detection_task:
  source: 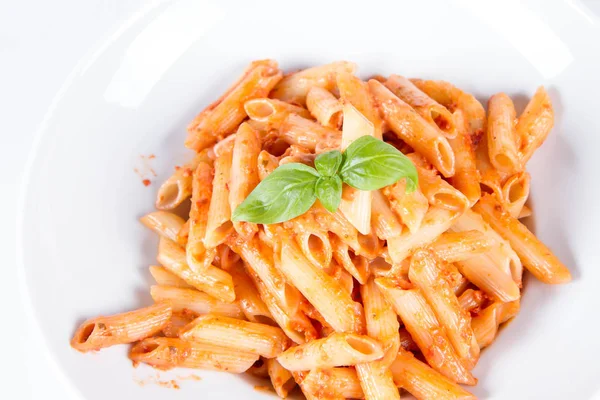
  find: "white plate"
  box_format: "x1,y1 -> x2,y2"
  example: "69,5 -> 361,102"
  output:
18,0 -> 600,399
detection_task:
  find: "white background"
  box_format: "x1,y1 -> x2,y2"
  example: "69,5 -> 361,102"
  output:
3,1 -> 600,399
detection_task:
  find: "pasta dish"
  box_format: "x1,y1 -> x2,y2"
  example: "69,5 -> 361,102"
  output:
70,60 -> 571,399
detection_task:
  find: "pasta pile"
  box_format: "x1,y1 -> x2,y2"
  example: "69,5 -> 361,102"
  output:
71,60 -> 571,399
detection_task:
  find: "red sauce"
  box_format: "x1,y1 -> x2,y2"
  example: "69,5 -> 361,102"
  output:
142,179 -> 151,186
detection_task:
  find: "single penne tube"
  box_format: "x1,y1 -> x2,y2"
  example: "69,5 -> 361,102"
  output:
448,110 -> 481,206
279,237 -> 364,333
458,289 -> 486,313
130,337 -> 258,372
356,361 -> 400,400
306,86 -> 343,128
337,72 -> 384,139
267,359 -> 297,398
516,86 -> 554,165
158,237 -> 235,302
215,244 -> 241,270
140,211 -> 185,243
487,93 -> 521,173
338,103 -> 375,234
271,61 -> 357,105
429,230 -> 495,263
360,278 -> 400,360
229,122 -> 261,239
155,151 -> 211,210
180,314 -> 290,358
277,332 -> 383,370
450,208 -> 522,286
229,235 -> 301,315
369,79 -> 455,177
303,367 -> 366,399
149,265 -> 193,289
408,249 -> 479,369
71,303 -> 172,352
475,134 -> 506,198
331,235 -> 370,284
383,178 -> 429,234
279,113 -> 341,151
187,161 -> 216,272
162,310 -> 197,338
455,257 -> 520,303
501,171 -> 531,218
257,150 -> 279,180
471,300 -> 520,349
230,264 -> 274,325
371,190 -> 403,240
385,74 -> 456,138
390,349 -> 477,400
410,79 -> 486,142
473,194 -> 572,284
375,279 -> 476,385
245,266 -> 317,344
185,59 -> 283,151
285,214 -> 333,269
205,143 -> 235,248
407,153 -> 469,213
386,207 -> 461,264
150,285 -> 243,318
244,98 -> 311,129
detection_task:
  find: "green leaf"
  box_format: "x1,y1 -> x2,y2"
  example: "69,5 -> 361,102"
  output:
315,150 -> 343,177
315,176 -> 342,212
232,163 -> 319,224
339,136 -> 418,191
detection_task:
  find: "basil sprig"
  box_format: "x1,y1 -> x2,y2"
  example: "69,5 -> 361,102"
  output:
232,136 -> 418,224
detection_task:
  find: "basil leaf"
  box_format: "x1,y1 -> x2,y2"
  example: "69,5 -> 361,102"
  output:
315,176 -> 342,212
315,150 -> 343,177
340,136 -> 418,191
232,163 -> 319,224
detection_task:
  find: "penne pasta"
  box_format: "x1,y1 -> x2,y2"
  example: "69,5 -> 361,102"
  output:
473,194 -> 572,284
130,337 -> 258,372
475,134 -> 506,198
331,235 -> 370,284
383,178 -> 429,234
180,314 -> 290,358
516,86 -> 554,165
408,249 -> 479,369
271,61 -> 357,105
451,208 -> 522,286
277,332 -> 383,370
279,236 -> 364,333
162,310 -> 197,338
375,279 -> 476,385
448,110 -> 481,206
176,218 -> 190,247
471,300 -> 520,349
386,207 -> 461,264
486,93 -> 520,173
71,303 -> 171,352
369,79 -> 455,177
303,367 -> 365,399
205,143 -> 235,248
385,74 -> 456,138
244,98 -> 311,129
306,86 -> 343,128
158,237 -> 235,302
155,151 -> 210,210
371,190 -> 403,240
391,349 -> 477,400
230,264 -> 275,325
337,72 -> 384,139
410,79 -> 486,143
186,161 -> 217,272
267,359 -> 297,398
458,289 -> 487,313
501,171 -> 531,218
518,204 -> 532,219
229,122 -> 261,239
150,285 -> 243,318
279,113 -> 341,152
429,230 -> 495,263
149,265 -> 193,289
186,59 -> 283,151
140,211 -> 185,243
